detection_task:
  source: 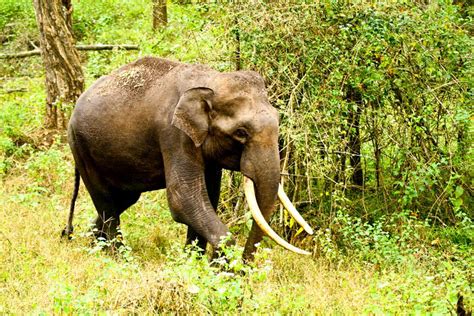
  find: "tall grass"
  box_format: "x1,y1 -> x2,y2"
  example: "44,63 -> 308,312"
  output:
0,138 -> 471,313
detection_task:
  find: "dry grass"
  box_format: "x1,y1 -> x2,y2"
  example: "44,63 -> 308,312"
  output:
0,144 -> 471,314
0,153 -> 372,314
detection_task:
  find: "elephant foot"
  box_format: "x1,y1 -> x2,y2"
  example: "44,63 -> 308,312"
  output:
93,216 -> 120,238
61,225 -> 74,240
91,230 -> 124,254
93,229 -> 123,244
184,243 -> 207,257
210,236 -> 238,267
242,250 -> 256,264
91,216 -> 125,252
185,228 -> 208,256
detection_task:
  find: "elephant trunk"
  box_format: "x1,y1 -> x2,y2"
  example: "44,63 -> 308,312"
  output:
240,140 -> 313,260
240,142 -> 281,259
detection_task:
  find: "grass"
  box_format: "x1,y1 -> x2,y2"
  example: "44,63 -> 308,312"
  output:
0,117 -> 471,313
1,1 -> 472,314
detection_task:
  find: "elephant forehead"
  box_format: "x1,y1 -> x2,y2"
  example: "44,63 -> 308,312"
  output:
213,109 -> 278,138
212,85 -> 272,115
238,107 -> 279,132
213,95 -> 276,120
254,108 -> 279,129
214,73 -> 266,97
211,73 -> 277,124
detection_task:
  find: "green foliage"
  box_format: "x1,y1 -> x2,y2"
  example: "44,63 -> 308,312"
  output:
0,78 -> 44,176
24,142 -> 71,195
0,0 -> 32,31
73,0 -> 149,43
220,0 -> 473,226
161,242 -> 272,313
0,0 -> 37,73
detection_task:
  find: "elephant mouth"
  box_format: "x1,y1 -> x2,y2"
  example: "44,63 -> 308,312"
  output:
243,176 -> 313,255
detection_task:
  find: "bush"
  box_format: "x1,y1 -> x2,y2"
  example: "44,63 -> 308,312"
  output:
219,1 -> 473,226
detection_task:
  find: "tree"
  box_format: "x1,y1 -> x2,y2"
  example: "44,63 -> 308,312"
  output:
33,0 -> 84,129
152,0 -> 167,30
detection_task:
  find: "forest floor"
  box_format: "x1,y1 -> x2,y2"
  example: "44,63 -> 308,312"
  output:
1,73 -> 472,316
0,148 -> 471,314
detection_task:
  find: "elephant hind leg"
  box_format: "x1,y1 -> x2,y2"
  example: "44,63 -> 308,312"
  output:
90,189 -> 141,241
71,147 -> 141,243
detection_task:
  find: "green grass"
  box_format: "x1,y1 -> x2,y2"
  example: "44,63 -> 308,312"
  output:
0,163 -> 472,313
0,1 -> 472,314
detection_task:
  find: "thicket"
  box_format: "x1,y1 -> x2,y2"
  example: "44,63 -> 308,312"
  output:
218,2 -> 473,232
2,0 -> 473,252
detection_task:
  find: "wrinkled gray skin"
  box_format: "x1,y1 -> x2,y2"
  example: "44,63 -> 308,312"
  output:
66,57 -> 280,260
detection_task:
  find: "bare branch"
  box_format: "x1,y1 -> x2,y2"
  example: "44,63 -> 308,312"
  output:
0,44 -> 139,59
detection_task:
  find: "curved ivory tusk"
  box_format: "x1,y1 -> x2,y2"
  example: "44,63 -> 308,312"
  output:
278,184 -> 314,235
243,176 -> 311,256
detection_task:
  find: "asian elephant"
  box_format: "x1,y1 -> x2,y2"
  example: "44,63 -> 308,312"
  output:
63,57 -> 313,260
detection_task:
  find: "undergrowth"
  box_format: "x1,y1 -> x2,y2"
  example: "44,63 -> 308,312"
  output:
1,88 -> 471,313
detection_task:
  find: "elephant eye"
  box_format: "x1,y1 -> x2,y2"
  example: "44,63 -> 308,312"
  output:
233,128 -> 249,143
209,110 -> 217,120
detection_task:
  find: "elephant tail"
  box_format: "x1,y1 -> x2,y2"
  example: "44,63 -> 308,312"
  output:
61,166 -> 80,239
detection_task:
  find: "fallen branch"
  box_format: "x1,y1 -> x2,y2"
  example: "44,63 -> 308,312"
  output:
0,44 -> 139,59
3,88 -> 27,93
75,44 -> 139,51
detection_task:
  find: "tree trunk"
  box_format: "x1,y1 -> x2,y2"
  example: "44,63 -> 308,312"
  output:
372,116 -> 382,190
346,86 -> 364,187
33,0 -> 84,129
349,106 -> 363,187
234,23 -> 241,71
152,0 -> 167,30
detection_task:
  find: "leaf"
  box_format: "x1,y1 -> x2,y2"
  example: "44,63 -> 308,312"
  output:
454,186 -> 464,199
294,227 -> 304,238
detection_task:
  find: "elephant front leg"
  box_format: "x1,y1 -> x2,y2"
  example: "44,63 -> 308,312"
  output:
185,228 -> 207,254
167,182 -> 230,252
184,165 -> 223,254
165,164 -> 231,256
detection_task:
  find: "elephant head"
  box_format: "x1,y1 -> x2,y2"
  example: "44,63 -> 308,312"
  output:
171,70 -> 313,259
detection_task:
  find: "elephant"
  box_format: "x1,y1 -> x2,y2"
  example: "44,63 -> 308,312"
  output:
63,57 -> 313,260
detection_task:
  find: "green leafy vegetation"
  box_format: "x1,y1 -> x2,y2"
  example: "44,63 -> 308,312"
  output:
0,0 -> 472,314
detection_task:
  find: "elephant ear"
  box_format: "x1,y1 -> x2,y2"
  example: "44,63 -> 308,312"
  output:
172,87 -> 214,147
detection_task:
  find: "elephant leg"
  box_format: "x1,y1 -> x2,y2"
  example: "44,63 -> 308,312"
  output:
89,189 -> 140,241
164,156 -> 230,255
185,165 -> 222,253
185,228 -> 207,253
93,211 -> 120,241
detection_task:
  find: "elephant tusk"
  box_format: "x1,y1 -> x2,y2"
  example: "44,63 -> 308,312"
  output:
243,176 -> 311,256
278,184 -> 314,235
